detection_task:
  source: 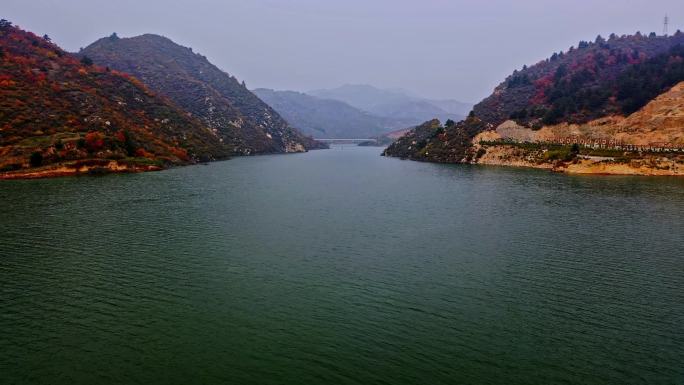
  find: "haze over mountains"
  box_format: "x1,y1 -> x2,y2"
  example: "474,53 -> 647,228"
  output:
252,89 -> 392,139
309,84 -> 470,126
255,85 -> 471,139
81,34 -> 465,144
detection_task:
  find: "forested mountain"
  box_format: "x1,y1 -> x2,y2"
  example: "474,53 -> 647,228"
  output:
309,84 -> 469,126
252,88 -> 396,138
474,31 -> 684,127
0,21 -> 228,177
384,31 -> 684,175
81,34 -> 324,154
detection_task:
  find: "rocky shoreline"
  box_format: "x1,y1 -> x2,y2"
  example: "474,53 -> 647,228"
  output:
470,130 -> 684,176
0,159 -> 163,180
384,128 -> 684,177
474,147 -> 684,176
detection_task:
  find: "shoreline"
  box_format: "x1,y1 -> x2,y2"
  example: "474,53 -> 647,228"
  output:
473,145 -> 683,176
0,147 -> 331,180
0,160 -> 163,180
474,159 -> 684,176
467,131 -> 684,176
386,151 -> 684,176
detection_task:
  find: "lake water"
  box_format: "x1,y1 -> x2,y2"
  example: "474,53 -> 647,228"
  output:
1,145 -> 683,385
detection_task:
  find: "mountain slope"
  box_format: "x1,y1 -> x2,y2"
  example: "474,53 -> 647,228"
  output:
81,34 -> 324,154
384,32 -> 684,174
0,21 -> 228,177
488,81 -> 684,147
252,88 -> 395,138
473,32 -> 684,128
308,84 -> 469,126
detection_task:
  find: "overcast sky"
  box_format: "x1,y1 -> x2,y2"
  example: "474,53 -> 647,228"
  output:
4,0 -> 683,101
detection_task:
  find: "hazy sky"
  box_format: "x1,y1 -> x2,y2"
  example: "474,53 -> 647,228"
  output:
4,0 -> 683,101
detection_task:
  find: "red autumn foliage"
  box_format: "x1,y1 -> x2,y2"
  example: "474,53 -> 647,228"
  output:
84,131 -> 104,152
114,130 -> 126,142
472,31 -> 684,126
531,75 -> 554,105
0,22 -> 227,170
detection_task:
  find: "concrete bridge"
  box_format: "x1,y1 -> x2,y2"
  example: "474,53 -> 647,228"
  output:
314,138 -> 377,144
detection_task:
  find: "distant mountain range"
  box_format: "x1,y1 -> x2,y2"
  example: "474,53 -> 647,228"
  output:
309,84 -> 471,125
254,85 -> 471,139
252,89 -> 394,139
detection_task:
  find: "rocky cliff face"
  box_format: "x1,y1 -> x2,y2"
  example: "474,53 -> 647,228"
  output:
490,82 -> 684,147
81,34 -> 325,154
0,22 -> 228,177
467,83 -> 684,175
383,32 -> 684,174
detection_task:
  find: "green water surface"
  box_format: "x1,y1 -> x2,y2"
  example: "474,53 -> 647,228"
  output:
1,146 -> 683,384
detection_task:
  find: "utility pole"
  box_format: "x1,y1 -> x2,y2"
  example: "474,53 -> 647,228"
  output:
664,15 -> 669,36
